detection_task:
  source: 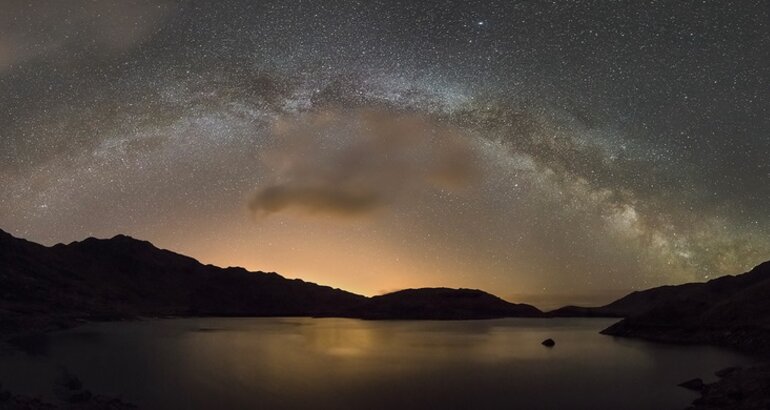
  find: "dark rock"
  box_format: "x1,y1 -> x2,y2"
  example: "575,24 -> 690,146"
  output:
0,389 -> 136,409
62,374 -> 83,391
68,390 -> 93,403
541,338 -> 555,347
679,378 -> 706,391
727,389 -> 745,401
687,364 -> 770,410
7,333 -> 51,356
715,366 -> 741,378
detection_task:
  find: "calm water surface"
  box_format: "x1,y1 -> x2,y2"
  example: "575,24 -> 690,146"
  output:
0,318 -> 756,409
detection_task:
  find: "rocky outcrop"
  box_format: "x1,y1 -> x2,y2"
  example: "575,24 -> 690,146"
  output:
0,382 -> 136,409
679,378 -> 706,392
686,364 -> 770,410
600,261 -> 770,356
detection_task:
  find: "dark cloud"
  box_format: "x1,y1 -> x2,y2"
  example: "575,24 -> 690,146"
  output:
249,109 -> 481,218
250,186 -> 381,217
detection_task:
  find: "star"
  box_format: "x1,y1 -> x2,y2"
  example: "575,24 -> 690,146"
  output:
0,0 -> 767,305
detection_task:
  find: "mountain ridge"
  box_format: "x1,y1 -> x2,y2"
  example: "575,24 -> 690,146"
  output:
541,257 -> 770,356
0,229 -> 543,338
599,260 -> 770,355
4,227 -> 770,355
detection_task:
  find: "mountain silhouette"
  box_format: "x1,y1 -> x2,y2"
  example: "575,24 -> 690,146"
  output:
599,261 -> 770,355
0,229 -> 542,336
362,288 -> 541,319
4,227 -> 769,355
547,259 -> 770,355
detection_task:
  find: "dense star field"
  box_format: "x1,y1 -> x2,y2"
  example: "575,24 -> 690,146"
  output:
1,0 -> 768,307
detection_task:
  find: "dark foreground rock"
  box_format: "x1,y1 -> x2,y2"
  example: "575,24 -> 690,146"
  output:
601,322 -> 770,358
0,370 -> 137,409
686,364 -> 770,410
0,381 -> 135,410
679,378 -> 706,391
599,261 -> 770,357
0,394 -> 135,410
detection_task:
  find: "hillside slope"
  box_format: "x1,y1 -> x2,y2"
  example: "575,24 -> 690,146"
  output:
0,229 -> 542,336
600,261 -> 770,355
364,288 -> 542,320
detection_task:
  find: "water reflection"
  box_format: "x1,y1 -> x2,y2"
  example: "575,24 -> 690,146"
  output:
0,318 -> 756,410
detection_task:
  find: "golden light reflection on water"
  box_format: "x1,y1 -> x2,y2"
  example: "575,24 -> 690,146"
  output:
0,318 -> 757,410
176,317 -> 649,390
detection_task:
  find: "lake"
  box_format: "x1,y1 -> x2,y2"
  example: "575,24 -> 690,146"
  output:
0,317 -> 756,409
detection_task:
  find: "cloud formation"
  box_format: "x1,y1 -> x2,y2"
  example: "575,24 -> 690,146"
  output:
0,0 -> 174,72
250,185 -> 381,217
249,109 -> 480,218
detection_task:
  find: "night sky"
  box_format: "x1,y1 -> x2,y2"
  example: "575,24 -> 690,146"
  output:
1,0 -> 768,308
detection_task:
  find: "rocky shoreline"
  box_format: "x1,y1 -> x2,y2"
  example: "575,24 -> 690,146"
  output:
683,364 -> 770,410
0,382 -> 136,410
600,324 -> 770,409
600,322 -> 770,357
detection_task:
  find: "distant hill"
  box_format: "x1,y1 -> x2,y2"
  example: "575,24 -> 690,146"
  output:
548,282 -> 710,318
546,259 -> 770,354
595,261 -> 770,355
363,288 -> 541,320
547,305 -> 624,317
0,229 -> 542,336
